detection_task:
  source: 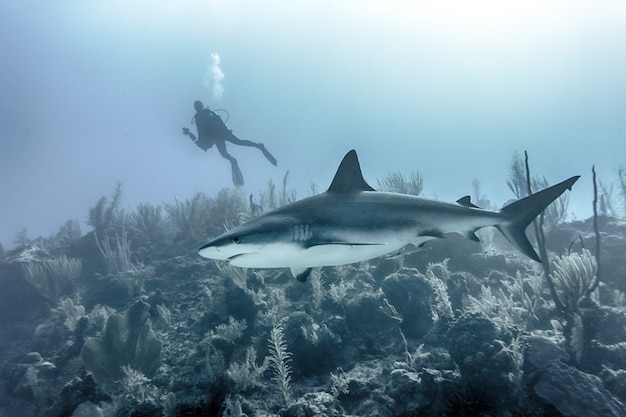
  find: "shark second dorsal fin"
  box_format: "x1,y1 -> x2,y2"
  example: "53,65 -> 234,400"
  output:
327,150 -> 376,193
456,196 -> 480,208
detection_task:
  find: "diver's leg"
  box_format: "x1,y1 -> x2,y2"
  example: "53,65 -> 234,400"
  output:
215,140 -> 237,164
225,133 -> 259,147
226,133 -> 277,166
215,140 -> 244,186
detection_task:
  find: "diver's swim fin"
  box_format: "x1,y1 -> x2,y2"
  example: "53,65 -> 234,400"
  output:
232,162 -> 244,186
260,144 -> 277,166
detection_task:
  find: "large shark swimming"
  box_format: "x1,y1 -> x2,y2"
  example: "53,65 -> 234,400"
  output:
199,150 -> 579,282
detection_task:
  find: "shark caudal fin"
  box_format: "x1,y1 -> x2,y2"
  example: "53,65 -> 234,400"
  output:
496,176 -> 580,262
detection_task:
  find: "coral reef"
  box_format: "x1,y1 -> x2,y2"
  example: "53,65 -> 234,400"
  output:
1,184 -> 626,417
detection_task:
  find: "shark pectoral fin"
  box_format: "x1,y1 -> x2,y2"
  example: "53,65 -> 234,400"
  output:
290,267 -> 313,282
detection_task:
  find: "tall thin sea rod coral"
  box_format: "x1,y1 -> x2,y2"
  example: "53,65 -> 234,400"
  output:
268,325 -> 292,406
96,232 -> 132,275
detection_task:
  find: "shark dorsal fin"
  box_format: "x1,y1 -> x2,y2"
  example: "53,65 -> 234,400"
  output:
327,150 -> 376,193
456,196 -> 480,208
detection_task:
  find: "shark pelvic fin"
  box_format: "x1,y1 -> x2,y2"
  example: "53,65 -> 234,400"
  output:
327,150 -> 376,193
290,267 -> 313,282
466,230 -> 480,242
497,175 -> 580,262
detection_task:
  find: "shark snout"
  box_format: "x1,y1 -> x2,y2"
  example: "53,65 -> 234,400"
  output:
198,243 -> 227,260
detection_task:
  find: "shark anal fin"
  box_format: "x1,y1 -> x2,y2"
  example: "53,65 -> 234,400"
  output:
456,196 -> 480,208
418,229 -> 445,238
290,267 -> 313,282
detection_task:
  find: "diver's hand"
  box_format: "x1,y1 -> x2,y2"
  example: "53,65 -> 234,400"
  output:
182,127 -> 191,136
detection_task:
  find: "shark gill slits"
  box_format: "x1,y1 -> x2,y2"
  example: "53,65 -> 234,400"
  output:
293,224 -> 313,242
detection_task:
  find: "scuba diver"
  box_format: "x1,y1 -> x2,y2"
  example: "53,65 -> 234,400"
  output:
182,100 -> 277,186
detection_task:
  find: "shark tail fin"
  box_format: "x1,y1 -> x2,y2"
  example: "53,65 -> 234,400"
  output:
496,176 -> 579,262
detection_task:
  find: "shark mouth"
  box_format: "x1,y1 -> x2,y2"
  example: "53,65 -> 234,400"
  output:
226,253 -> 263,263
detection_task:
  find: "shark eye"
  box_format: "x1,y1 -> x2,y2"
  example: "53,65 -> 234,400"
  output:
232,237 -> 240,244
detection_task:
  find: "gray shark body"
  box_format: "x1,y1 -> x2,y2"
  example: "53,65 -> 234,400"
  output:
199,150 -> 579,282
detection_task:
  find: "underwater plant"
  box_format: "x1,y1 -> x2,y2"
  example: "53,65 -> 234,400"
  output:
471,177 -> 493,210
376,169 -> 423,196
209,317 -> 247,345
52,219 -> 82,249
55,297 -> 86,331
118,365 -> 160,407
164,192 -> 214,241
259,171 -> 297,211
423,260 -> 454,324
502,271 -> 544,323
618,165 -> 626,217
96,232 -> 132,275
87,182 -> 124,239
216,262 -> 248,291
309,269 -> 325,310
210,187 -> 248,232
95,232 -> 154,296
507,151 -> 569,231
329,367 -> 349,398
550,249 -> 597,314
268,325 -> 293,407
226,346 -> 269,393
22,255 -> 82,302
130,202 -> 170,250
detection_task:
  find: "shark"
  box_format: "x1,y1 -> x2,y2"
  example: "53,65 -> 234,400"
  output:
199,150 -> 579,282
